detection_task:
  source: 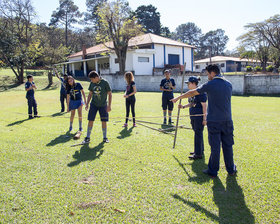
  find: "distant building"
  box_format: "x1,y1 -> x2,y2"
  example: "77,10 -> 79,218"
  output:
57,33 -> 196,76
194,56 -> 265,73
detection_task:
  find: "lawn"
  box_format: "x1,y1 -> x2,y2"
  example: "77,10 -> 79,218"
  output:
0,70 -> 279,223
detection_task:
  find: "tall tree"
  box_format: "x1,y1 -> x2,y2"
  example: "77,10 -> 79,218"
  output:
134,4 -> 161,35
174,22 -> 202,46
49,0 -> 82,47
197,29 -> 229,59
160,26 -> 171,38
84,0 -> 107,28
0,0 -> 37,83
96,0 -> 143,75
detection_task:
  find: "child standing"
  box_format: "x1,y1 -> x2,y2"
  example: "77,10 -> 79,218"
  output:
25,75 -> 38,119
123,72 -> 137,127
54,68 -> 68,112
83,71 -> 112,143
178,76 -> 207,160
160,69 -> 176,124
66,76 -> 86,132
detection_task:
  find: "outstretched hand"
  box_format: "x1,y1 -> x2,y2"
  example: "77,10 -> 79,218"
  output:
170,98 -> 178,103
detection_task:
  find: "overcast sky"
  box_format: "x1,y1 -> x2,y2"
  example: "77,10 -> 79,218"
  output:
32,0 -> 280,50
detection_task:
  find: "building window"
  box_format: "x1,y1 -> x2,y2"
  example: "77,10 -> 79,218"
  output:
115,58 -> 119,64
195,65 -> 200,69
138,57 -> 149,62
221,63 -> 225,67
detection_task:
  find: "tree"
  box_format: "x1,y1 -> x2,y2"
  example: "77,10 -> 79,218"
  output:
84,0 -> 107,28
238,28 -> 270,71
96,0 -> 143,75
174,22 -> 202,46
49,0 -> 82,47
0,0 -> 38,83
197,29 -> 229,59
134,5 -> 161,35
160,26 -> 171,38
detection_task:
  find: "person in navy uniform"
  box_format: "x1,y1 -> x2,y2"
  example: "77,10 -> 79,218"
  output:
55,69 -> 68,112
171,64 -> 237,177
66,76 -> 86,132
178,76 -> 207,160
25,75 -> 38,119
123,71 -> 137,127
160,69 -> 176,124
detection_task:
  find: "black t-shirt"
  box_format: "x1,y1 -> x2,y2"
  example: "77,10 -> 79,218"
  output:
67,83 -> 83,101
126,81 -> 136,97
160,78 -> 176,98
188,93 -> 207,119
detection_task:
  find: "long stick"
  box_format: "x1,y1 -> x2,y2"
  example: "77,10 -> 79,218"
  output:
135,121 -> 175,135
173,63 -> 186,148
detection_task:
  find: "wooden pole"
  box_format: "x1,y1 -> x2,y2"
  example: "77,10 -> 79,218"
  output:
173,63 -> 186,148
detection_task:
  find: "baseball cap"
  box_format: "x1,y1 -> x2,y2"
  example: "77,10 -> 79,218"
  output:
185,76 -> 199,83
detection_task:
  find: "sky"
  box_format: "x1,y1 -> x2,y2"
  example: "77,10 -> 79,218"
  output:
31,0 -> 280,51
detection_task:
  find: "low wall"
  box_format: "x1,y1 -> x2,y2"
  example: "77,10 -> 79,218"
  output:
102,73 -> 280,95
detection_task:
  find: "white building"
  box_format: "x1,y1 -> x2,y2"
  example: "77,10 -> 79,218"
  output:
58,33 -> 195,76
195,56 -> 264,73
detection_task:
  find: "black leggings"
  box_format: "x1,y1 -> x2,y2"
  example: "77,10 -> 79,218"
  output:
125,97 -> 136,123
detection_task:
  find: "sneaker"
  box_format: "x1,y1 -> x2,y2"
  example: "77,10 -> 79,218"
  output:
228,170 -> 237,176
203,169 -> 217,178
82,137 -> 90,144
163,118 -> 167,124
189,152 -> 195,155
189,154 -> 203,160
103,138 -> 109,143
122,123 -> 128,127
28,116 -> 33,119
79,127 -> 83,132
133,123 -> 137,127
34,115 -> 40,118
168,119 -> 173,124
69,126 -> 73,132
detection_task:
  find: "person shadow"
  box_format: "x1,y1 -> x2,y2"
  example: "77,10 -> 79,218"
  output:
46,131 -> 75,146
117,127 -> 134,139
161,124 -> 175,133
172,155 -> 209,184
67,142 -> 104,167
172,176 -> 255,223
51,112 -> 66,117
7,118 -> 30,127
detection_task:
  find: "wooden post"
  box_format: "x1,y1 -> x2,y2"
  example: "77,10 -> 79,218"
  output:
173,63 -> 186,148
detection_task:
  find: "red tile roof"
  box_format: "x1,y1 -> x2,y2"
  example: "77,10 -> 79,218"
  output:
69,33 -> 195,58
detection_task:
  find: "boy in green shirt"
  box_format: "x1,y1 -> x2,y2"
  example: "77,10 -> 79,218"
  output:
83,71 -> 112,143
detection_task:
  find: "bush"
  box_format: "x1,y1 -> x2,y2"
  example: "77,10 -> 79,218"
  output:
246,66 -> 253,72
266,65 -> 274,72
254,66 -> 262,72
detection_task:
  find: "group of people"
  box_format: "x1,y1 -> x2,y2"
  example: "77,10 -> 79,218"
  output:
25,64 -> 236,177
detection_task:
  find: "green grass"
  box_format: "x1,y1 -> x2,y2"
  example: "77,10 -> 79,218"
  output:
0,74 -> 280,223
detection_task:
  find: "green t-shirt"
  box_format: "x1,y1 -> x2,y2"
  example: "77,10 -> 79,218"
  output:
88,79 -> 111,107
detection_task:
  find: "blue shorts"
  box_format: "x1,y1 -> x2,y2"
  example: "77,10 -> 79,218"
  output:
88,104 -> 109,122
69,99 -> 83,111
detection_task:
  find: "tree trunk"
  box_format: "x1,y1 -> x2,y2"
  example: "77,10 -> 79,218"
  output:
118,49 -> 127,75
18,63 -> 24,84
48,71 -> 53,85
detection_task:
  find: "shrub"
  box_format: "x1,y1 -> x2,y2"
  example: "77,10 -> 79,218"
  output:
266,65 -> 274,72
254,66 -> 262,72
246,66 -> 253,72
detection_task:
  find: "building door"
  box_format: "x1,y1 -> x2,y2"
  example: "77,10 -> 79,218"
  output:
168,54 -> 179,65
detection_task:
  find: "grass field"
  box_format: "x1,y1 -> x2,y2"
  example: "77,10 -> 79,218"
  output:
0,70 -> 280,223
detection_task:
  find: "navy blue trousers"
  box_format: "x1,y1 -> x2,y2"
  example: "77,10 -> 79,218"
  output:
207,120 -> 236,176
60,92 -> 67,112
27,96 -> 37,117
191,118 -> 204,156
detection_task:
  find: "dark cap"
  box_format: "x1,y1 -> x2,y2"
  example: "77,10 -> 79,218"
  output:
164,69 -> 171,74
185,76 -> 199,83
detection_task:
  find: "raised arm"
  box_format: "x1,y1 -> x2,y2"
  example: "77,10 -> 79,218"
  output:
171,89 -> 200,103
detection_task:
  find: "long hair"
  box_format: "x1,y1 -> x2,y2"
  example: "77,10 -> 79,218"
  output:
124,72 -> 134,84
66,75 -> 75,91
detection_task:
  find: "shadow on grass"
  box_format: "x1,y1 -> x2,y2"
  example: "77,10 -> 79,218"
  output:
161,124 -> 175,133
51,112 -> 66,117
67,142 -> 104,167
173,176 -> 255,223
42,83 -> 59,90
117,127 -> 134,139
0,82 -> 21,92
46,131 -> 74,146
7,118 -> 30,126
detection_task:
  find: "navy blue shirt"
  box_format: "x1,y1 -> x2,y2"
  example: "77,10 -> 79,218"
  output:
60,77 -> 67,94
25,81 -> 35,98
126,81 -> 136,99
67,83 -> 83,101
189,93 -> 207,119
160,78 -> 176,98
197,75 -> 232,122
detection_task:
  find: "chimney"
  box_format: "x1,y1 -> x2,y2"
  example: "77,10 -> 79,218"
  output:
82,45 -> 87,59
